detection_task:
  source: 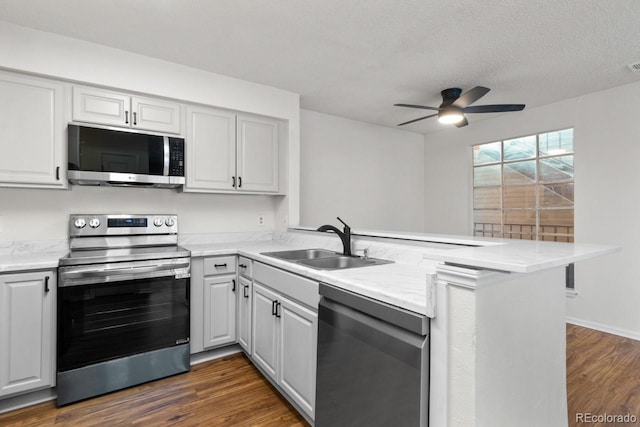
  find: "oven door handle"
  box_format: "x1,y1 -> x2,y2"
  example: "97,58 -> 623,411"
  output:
59,262 -> 190,287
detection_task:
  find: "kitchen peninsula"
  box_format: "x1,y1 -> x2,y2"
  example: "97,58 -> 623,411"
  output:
0,228 -> 617,426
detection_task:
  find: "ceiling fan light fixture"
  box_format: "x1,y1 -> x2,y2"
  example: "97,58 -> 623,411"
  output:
438,109 -> 464,124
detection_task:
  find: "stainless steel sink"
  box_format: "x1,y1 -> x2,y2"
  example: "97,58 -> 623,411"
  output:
262,249 -> 393,270
298,256 -> 392,270
261,248 -> 338,261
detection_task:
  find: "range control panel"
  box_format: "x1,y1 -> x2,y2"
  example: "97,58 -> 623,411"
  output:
69,214 -> 178,237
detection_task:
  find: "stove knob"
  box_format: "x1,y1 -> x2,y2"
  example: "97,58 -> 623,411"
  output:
165,217 -> 176,227
89,218 -> 101,229
74,218 -> 86,229
153,218 -> 164,227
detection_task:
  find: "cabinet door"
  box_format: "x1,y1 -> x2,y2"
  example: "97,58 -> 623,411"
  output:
236,114 -> 278,192
0,72 -> 65,188
279,298 -> 318,419
185,106 -> 236,191
0,271 -> 55,397
131,96 -> 181,134
251,282 -> 279,380
72,86 -> 130,127
203,276 -> 237,349
238,277 -> 252,355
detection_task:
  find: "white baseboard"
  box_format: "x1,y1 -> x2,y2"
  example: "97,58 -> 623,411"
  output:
190,344 -> 242,365
566,317 -> 640,341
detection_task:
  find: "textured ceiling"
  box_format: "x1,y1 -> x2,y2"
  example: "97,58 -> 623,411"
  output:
1,0 -> 639,134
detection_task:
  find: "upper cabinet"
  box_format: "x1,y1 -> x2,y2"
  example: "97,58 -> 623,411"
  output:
237,114 -> 279,193
184,106 -> 280,194
0,71 -> 66,189
185,105 -> 236,191
72,87 -> 181,134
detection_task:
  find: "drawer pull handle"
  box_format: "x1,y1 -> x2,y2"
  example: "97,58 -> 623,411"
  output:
44,276 -> 50,293
272,299 -> 278,316
239,264 -> 247,269
214,263 -> 227,268
275,301 -> 281,318
133,112 -> 137,125
232,176 -> 236,187
232,279 -> 236,292
243,285 -> 249,298
125,111 -> 129,124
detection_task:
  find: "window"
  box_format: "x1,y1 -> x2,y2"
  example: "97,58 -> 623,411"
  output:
473,128 -> 574,242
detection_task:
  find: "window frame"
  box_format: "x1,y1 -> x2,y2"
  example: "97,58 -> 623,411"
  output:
471,128 -> 574,242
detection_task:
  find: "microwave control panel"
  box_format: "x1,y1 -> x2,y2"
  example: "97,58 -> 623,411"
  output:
169,138 -> 185,177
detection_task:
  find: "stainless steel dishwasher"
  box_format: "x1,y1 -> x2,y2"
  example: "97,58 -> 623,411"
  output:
315,282 -> 430,426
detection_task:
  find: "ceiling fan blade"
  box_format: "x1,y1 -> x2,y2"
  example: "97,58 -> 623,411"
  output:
394,103 -> 440,111
452,86 -> 490,108
454,117 -> 469,128
463,104 -> 526,113
397,113 -> 438,126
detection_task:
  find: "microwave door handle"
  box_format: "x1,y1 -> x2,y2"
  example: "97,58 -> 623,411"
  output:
163,137 -> 170,176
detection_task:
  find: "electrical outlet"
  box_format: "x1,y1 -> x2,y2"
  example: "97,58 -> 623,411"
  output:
258,215 -> 265,226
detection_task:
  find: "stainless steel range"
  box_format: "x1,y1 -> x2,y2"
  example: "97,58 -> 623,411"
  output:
57,214 -> 191,406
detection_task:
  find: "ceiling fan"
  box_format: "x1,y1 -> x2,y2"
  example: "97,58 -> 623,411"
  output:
394,86 -> 525,128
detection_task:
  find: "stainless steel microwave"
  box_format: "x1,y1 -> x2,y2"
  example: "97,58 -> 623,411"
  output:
67,124 -> 185,188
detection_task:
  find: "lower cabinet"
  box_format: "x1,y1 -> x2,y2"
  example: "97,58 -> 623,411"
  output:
0,271 -> 56,397
237,276 -> 252,354
252,281 -> 318,419
203,276 -> 237,349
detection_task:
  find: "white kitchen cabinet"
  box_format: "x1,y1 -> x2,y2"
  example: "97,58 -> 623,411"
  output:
185,105 -> 236,191
184,108 -> 280,194
252,283 -> 279,380
279,298 -> 317,417
72,86 -> 181,134
236,114 -> 279,192
131,96 -> 182,134
0,271 -> 56,397
251,274 -> 317,420
203,276 -> 237,349
237,256 -> 253,354
0,71 -> 66,188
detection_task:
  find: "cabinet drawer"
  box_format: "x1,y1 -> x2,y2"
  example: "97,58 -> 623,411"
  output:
238,256 -> 252,278
203,256 -> 236,276
253,262 -> 319,309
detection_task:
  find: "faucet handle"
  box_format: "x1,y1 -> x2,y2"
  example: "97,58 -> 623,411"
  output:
336,216 -> 350,230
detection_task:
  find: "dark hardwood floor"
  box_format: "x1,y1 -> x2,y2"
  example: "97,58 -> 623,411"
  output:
567,323 -> 640,426
2,324 -> 640,426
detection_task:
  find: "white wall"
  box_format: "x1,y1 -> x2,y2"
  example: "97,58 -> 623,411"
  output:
300,110 -> 425,231
423,80 -> 640,338
0,21 -> 299,239
0,186 -> 275,241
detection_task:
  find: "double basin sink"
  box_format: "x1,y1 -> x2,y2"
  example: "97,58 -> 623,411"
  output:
261,248 -> 393,270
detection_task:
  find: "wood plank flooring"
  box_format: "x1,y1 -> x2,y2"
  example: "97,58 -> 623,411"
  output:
567,323 -> 640,426
2,324 -> 640,426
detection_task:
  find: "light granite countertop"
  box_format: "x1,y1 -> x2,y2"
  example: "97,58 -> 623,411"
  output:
0,252 -> 67,273
293,226 -> 620,273
0,226 -> 620,318
184,240 -> 437,317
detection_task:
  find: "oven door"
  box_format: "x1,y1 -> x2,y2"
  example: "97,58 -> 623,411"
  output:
57,258 -> 190,373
